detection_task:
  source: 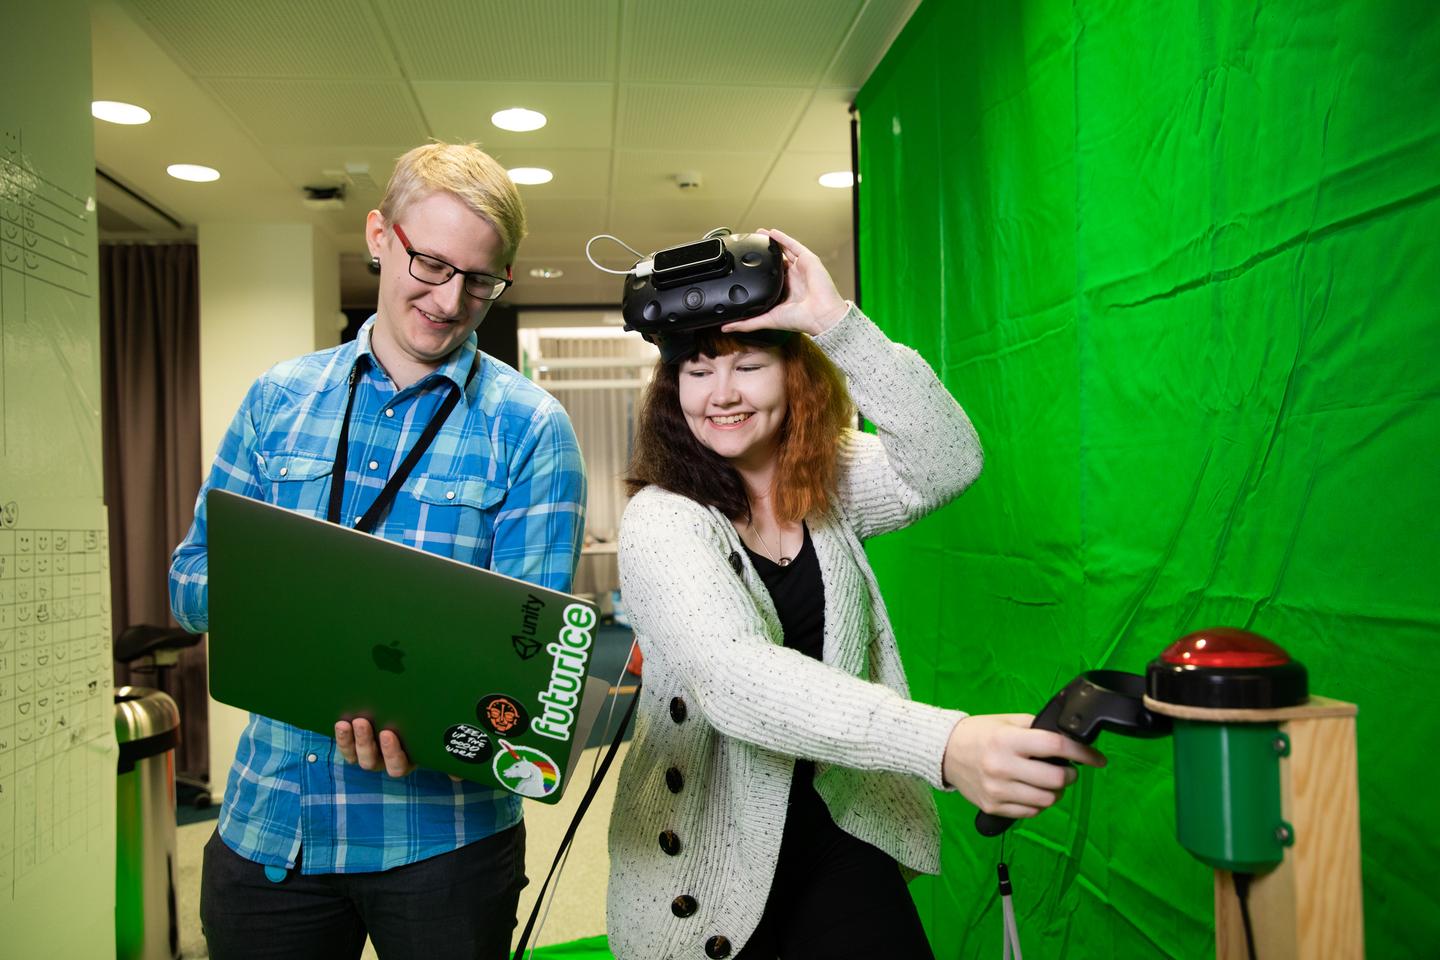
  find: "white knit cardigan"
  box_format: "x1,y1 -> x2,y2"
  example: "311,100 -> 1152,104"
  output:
605,305 -> 984,960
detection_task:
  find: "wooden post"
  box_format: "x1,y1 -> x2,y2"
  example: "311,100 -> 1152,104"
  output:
1143,695 -> 1364,958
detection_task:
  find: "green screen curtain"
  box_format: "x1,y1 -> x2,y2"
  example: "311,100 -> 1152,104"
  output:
856,0 -> 1439,956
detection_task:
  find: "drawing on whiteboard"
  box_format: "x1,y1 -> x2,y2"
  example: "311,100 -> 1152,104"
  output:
0,509 -> 113,902
2,125 -> 94,463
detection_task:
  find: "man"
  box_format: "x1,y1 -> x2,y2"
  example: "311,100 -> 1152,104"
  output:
170,142 -> 587,959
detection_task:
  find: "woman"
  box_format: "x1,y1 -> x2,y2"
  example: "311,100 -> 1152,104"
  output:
607,230 -> 1102,960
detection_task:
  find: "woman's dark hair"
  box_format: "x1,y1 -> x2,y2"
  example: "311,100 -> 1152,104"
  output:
625,330 -> 853,522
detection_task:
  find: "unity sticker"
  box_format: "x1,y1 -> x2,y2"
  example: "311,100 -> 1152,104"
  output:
511,594 -> 547,660
493,740 -> 560,798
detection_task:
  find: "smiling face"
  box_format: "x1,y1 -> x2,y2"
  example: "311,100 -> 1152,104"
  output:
365,190 -> 507,388
678,346 -> 789,474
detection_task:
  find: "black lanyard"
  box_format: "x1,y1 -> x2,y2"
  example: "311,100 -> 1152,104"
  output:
325,357 -> 474,533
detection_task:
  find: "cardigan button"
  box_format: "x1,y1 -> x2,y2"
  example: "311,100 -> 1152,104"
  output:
658,830 -> 682,856
728,550 -> 743,575
671,894 -> 698,918
705,935 -> 732,959
665,766 -> 684,793
669,697 -> 688,724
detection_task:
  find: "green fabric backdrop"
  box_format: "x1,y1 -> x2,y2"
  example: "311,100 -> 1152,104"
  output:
856,0 -> 1439,956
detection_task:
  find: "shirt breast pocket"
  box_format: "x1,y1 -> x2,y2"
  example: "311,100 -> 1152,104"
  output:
256,452 -> 334,512
408,475 -> 505,560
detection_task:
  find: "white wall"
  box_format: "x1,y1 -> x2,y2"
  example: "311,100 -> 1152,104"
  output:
312,227 -> 341,352
196,222 -> 340,795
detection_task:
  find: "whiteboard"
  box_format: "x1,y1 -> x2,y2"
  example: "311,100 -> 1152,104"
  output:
1,1 -> 119,958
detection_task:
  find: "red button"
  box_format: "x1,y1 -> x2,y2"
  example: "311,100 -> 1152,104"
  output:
1159,627 -> 1291,669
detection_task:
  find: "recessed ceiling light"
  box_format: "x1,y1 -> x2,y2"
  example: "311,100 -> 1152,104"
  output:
529,267 -> 564,279
92,100 -> 151,125
508,167 -> 553,185
818,171 -> 854,189
167,163 -> 221,183
491,107 -> 547,132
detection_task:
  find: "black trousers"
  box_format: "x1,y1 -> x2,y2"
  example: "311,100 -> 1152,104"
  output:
736,764 -> 936,960
199,823 -> 527,960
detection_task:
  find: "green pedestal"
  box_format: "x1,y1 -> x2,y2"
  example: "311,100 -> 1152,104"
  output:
1172,719 -> 1291,873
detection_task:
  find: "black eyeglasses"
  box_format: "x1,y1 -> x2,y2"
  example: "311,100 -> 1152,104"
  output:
392,224 -> 512,301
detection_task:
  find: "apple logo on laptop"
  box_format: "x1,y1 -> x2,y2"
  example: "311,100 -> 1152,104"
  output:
372,641 -> 407,674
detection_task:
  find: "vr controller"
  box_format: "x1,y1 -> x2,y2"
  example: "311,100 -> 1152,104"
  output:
621,231 -> 786,343
974,670 -> 1172,837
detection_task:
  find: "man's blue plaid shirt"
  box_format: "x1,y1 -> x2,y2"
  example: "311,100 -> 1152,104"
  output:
170,318 -> 586,874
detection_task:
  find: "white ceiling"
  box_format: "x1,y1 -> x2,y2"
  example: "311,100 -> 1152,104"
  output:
90,0 -> 921,309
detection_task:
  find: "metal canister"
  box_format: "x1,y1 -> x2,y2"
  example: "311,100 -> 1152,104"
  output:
114,686 -> 181,960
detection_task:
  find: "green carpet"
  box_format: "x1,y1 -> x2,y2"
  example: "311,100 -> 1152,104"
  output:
528,934 -> 613,959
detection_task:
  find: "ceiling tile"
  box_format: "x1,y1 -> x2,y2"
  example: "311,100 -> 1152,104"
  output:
265,145 -> 412,196
120,0 -> 398,78
517,197 -> 611,258
94,0 -> 875,317
790,88 -> 857,155
611,147 -> 771,202
823,0 -> 922,87
624,0 -> 863,84
92,1 -> 321,226
748,197 -> 853,246
203,79 -> 429,147
608,202 -> 766,247
617,84 -> 810,153
413,82 -> 615,150
490,148 -> 613,199
754,149 -> 854,204
373,0 -> 620,82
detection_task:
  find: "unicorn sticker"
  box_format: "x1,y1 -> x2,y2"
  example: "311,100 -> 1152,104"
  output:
493,741 -> 561,799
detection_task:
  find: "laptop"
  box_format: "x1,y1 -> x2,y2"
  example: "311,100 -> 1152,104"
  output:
206,489 -> 601,804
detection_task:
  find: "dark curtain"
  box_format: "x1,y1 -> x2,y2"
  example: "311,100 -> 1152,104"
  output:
99,243 -> 207,780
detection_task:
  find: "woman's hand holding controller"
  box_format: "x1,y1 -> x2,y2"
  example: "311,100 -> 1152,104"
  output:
942,714 -> 1107,820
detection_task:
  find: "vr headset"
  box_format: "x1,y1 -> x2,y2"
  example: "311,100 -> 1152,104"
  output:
621,231 -> 787,355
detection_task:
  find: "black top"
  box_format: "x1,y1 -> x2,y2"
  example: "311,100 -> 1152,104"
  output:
745,524 -> 828,809
745,523 -> 824,661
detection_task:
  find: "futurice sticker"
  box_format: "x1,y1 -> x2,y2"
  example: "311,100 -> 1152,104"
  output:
532,602 -> 596,742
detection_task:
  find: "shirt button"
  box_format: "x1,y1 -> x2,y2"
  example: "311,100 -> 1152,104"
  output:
385,408 -> 395,418
368,460 -> 379,470
665,767 -> 684,793
671,895 -> 697,918
669,697 -> 687,724
445,491 -> 456,501
279,467 -> 288,477
306,753 -> 317,763
705,935 -> 732,959
658,830 -> 681,856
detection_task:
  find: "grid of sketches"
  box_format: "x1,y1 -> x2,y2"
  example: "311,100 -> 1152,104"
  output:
0,518 -> 114,900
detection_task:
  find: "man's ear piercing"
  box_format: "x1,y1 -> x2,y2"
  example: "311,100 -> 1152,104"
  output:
368,256 -> 381,275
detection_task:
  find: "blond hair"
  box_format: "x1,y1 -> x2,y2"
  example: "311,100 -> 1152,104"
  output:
379,142 -> 527,263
